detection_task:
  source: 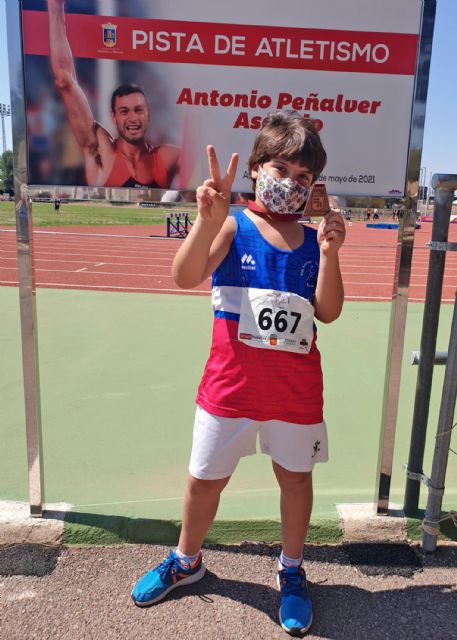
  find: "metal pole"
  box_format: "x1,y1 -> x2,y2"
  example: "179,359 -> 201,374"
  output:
404,175 -> 457,516
422,292 -> 457,551
16,186 -> 44,516
375,208 -> 416,513
7,0 -> 44,516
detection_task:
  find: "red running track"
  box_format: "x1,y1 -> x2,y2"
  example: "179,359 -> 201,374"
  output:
1,221 -> 457,302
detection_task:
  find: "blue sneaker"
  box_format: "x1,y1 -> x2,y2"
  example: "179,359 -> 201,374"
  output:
277,566 -> 313,636
131,550 -> 206,606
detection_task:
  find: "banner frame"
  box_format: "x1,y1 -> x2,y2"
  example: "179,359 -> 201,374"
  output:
6,0 -> 437,517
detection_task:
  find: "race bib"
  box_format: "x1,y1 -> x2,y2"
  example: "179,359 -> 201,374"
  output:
238,288 -> 315,354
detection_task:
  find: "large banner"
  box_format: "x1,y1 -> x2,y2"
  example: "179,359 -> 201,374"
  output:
20,0 -> 424,196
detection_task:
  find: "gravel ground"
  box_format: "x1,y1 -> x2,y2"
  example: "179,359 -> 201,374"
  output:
1,542 -> 457,640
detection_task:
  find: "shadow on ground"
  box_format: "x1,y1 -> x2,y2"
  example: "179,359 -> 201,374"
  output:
139,563 -> 457,639
0,544 -> 62,576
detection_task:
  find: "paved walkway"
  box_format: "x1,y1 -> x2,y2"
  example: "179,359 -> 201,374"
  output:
2,500 -> 457,639
1,541 -> 457,640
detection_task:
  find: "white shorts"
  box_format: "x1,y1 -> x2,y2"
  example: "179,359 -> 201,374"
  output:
189,406 -> 329,480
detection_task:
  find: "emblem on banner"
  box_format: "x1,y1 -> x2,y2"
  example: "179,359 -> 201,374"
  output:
102,23 -> 117,48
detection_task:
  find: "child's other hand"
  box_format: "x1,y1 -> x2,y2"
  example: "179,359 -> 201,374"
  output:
317,209 -> 346,255
197,145 -> 238,225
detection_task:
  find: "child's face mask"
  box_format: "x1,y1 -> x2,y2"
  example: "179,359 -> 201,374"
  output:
255,166 -> 309,215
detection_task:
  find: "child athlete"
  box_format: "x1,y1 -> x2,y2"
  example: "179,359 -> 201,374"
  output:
132,111 -> 346,636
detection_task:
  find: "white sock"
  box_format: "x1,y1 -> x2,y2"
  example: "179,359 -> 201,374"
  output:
175,548 -> 201,566
278,551 -> 302,570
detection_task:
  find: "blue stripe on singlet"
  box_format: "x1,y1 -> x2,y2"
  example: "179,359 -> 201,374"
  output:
214,310 -> 240,321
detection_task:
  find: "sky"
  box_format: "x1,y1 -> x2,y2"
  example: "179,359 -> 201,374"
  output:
0,0 -> 456,188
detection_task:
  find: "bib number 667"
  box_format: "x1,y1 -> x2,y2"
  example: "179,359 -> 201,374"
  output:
258,308 -> 301,334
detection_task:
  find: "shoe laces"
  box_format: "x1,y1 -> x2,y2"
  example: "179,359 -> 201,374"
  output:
156,552 -> 181,578
279,568 -> 308,597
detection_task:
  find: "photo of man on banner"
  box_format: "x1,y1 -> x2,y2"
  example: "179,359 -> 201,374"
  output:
21,0 -> 423,195
46,0 -> 180,189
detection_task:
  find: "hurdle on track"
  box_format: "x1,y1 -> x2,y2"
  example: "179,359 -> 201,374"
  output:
166,212 -> 192,238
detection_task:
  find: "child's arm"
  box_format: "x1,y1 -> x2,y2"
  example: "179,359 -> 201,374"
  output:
314,210 -> 346,323
172,146 -> 238,289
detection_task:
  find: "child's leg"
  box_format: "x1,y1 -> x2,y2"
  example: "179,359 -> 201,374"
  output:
131,409 -> 254,607
178,473 -> 231,556
262,423 -> 325,634
131,473 -> 230,607
273,462 -> 314,634
179,408 -> 257,555
272,461 -> 313,558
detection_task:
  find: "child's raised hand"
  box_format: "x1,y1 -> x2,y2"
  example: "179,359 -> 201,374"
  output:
317,209 -> 346,255
196,145 -> 238,224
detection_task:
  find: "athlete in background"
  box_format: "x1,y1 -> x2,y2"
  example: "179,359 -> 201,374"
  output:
47,0 -> 180,188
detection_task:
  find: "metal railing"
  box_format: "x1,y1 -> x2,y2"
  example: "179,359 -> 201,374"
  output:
401,174 -> 457,550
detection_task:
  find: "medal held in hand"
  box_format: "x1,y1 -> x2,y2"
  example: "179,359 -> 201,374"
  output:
303,183 -> 330,217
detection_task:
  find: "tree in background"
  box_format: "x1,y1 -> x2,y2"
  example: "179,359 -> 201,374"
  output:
0,150 -> 14,193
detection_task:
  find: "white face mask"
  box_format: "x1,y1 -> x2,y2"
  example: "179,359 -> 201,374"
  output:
255,166 -> 309,215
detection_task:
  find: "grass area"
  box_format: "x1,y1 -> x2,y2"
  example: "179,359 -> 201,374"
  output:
0,200 -> 197,227
62,515 -> 342,545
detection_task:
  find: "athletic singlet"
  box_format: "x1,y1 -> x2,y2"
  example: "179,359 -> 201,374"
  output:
196,209 -> 324,425
104,145 -> 176,188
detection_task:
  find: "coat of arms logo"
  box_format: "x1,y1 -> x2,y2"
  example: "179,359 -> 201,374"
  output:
102,23 -> 117,48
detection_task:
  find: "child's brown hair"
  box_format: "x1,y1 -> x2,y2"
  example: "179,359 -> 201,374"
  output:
248,111 -> 327,190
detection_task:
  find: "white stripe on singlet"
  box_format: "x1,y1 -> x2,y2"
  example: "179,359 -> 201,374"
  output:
212,285 -> 243,313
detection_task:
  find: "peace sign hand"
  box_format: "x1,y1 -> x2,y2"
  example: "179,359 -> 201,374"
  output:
196,145 -> 238,225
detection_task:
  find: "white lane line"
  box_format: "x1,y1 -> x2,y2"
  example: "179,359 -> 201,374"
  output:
341,273 -> 457,281
1,266 -> 455,288
34,283 -> 208,293
26,229 -> 182,240
343,295 -> 456,303
1,281 -> 455,303
0,280 -> 198,294
22,267 -> 185,278
3,251 -> 457,273
344,295 -> 390,300
5,266 -> 398,282
4,255 -> 457,277
24,249 -> 175,260
75,486 -> 280,508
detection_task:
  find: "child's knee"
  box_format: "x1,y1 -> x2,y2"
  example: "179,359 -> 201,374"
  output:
273,463 -> 313,491
187,474 -> 230,496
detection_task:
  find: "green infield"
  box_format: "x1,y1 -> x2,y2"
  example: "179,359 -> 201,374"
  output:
2,286 -> 456,541
0,200 -> 197,227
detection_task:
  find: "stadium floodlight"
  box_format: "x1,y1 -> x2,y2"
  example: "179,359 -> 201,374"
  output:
0,103 -> 11,153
